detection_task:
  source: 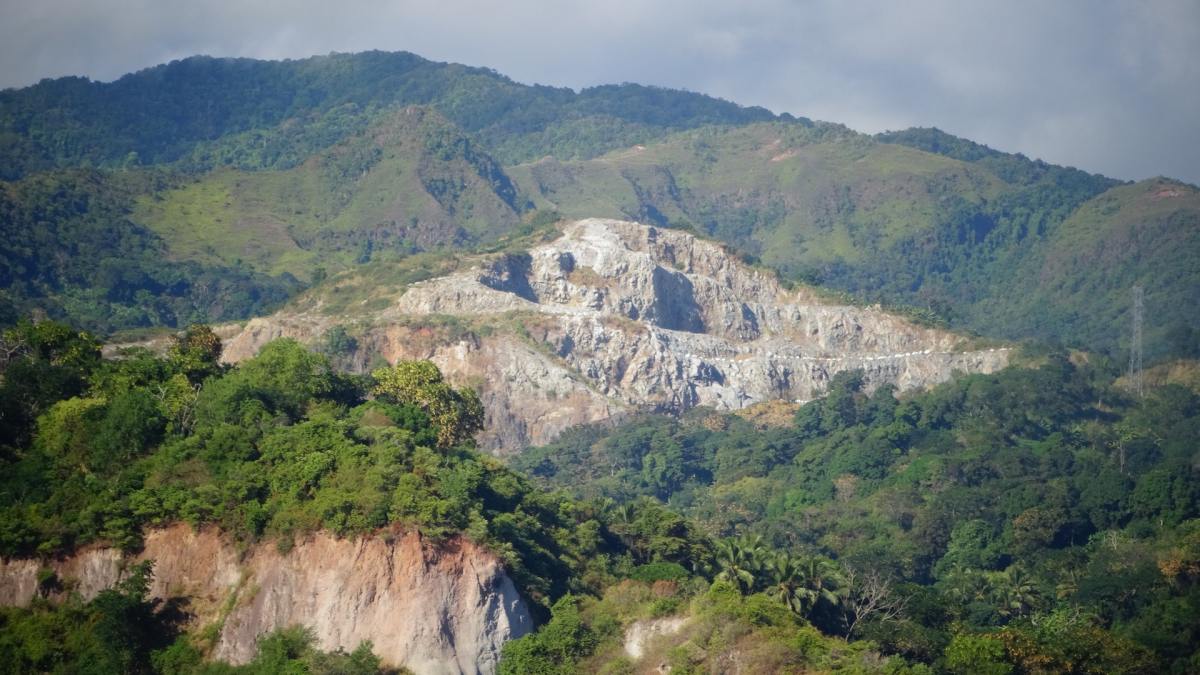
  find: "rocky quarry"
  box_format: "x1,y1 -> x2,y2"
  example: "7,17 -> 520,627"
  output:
221,218 -> 1010,453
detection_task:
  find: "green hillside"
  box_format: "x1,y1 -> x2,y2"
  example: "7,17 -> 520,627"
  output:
514,354 -> 1200,672
1,51 -> 1196,362
993,178 -> 1200,358
131,106 -> 525,278
0,320 -> 955,674
0,169 -> 299,332
512,123 -> 1198,358
509,121 -> 1013,266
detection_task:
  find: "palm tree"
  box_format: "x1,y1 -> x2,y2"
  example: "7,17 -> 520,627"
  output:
605,501 -> 644,559
990,567 -> 1040,619
764,551 -> 846,616
765,552 -> 808,614
943,563 -> 989,605
714,536 -> 767,593
794,555 -> 845,613
1054,567 -> 1080,600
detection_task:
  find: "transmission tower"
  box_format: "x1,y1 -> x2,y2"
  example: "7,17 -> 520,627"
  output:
1129,285 -> 1144,398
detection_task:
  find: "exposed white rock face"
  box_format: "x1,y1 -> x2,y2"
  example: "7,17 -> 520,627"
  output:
221,218 -> 1009,453
0,526 -> 531,675
625,616 -> 689,660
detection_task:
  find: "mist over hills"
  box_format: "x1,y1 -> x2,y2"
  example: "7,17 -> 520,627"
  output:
1,50 -> 1196,361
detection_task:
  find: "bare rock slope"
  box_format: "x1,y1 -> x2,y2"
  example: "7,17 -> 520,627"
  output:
0,525 -> 530,675
223,218 -> 1009,452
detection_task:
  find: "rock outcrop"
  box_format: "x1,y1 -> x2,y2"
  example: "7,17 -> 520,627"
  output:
624,616 -> 689,660
0,525 -> 531,675
220,218 -> 1010,453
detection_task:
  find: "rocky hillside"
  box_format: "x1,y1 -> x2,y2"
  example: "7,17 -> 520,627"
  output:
220,219 -> 1009,453
511,124 -> 1199,358
0,525 -> 530,674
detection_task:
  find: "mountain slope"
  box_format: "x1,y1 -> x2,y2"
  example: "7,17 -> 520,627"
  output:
994,178 -> 1200,358
131,106 -> 525,278
0,169 -> 300,331
509,121 -> 1014,268
1,51 -> 1196,361
511,122 -> 1196,357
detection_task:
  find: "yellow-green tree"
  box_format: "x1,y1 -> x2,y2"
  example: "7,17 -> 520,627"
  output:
168,324 -> 223,383
371,360 -> 483,449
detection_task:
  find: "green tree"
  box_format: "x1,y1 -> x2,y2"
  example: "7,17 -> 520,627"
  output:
371,360 -> 483,448
944,634 -> 1012,675
167,324 -> 224,383
713,536 -> 766,593
499,595 -> 597,675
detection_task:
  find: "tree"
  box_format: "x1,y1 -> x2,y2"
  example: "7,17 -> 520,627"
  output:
987,567 -> 1040,620
791,555 -> 845,616
1011,506 -> 1067,553
0,319 -> 101,453
844,565 -> 907,636
153,373 -> 200,434
372,360 -> 483,448
944,634 -> 1012,675
167,324 -> 223,383
765,551 -> 808,614
95,390 -> 164,456
499,595 -> 597,675
713,536 -> 766,593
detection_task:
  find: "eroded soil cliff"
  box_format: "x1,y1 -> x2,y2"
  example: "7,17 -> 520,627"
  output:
0,525 -> 530,675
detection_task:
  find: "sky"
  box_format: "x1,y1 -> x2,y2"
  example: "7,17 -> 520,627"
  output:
1,0 -> 1198,184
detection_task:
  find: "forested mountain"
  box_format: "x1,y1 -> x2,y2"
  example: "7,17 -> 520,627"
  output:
0,321 -> 957,673
512,124 -> 1197,358
0,50 -> 778,178
1,51 -> 1197,362
1,48 -> 1199,675
0,169 -> 301,331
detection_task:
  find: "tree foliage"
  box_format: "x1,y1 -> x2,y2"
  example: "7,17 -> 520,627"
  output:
518,353 -> 1200,671
371,360 -> 483,449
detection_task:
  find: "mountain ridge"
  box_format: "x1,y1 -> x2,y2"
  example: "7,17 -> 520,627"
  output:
0,50 -> 779,178
1,50 -> 1196,362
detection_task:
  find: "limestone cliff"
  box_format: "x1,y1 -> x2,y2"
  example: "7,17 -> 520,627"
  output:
0,525 -> 531,675
220,218 -> 1010,453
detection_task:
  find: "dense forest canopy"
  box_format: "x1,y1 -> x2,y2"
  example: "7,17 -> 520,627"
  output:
1,320 -> 1197,672
0,51 -> 778,178
514,351 -> 1200,673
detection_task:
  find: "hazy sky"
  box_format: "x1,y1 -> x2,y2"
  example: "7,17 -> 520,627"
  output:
2,0 -> 1198,184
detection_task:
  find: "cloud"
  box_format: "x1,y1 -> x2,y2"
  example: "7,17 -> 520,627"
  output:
1,0 -> 1197,183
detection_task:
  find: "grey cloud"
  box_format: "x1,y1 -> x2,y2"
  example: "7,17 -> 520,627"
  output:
0,0 -> 1197,183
